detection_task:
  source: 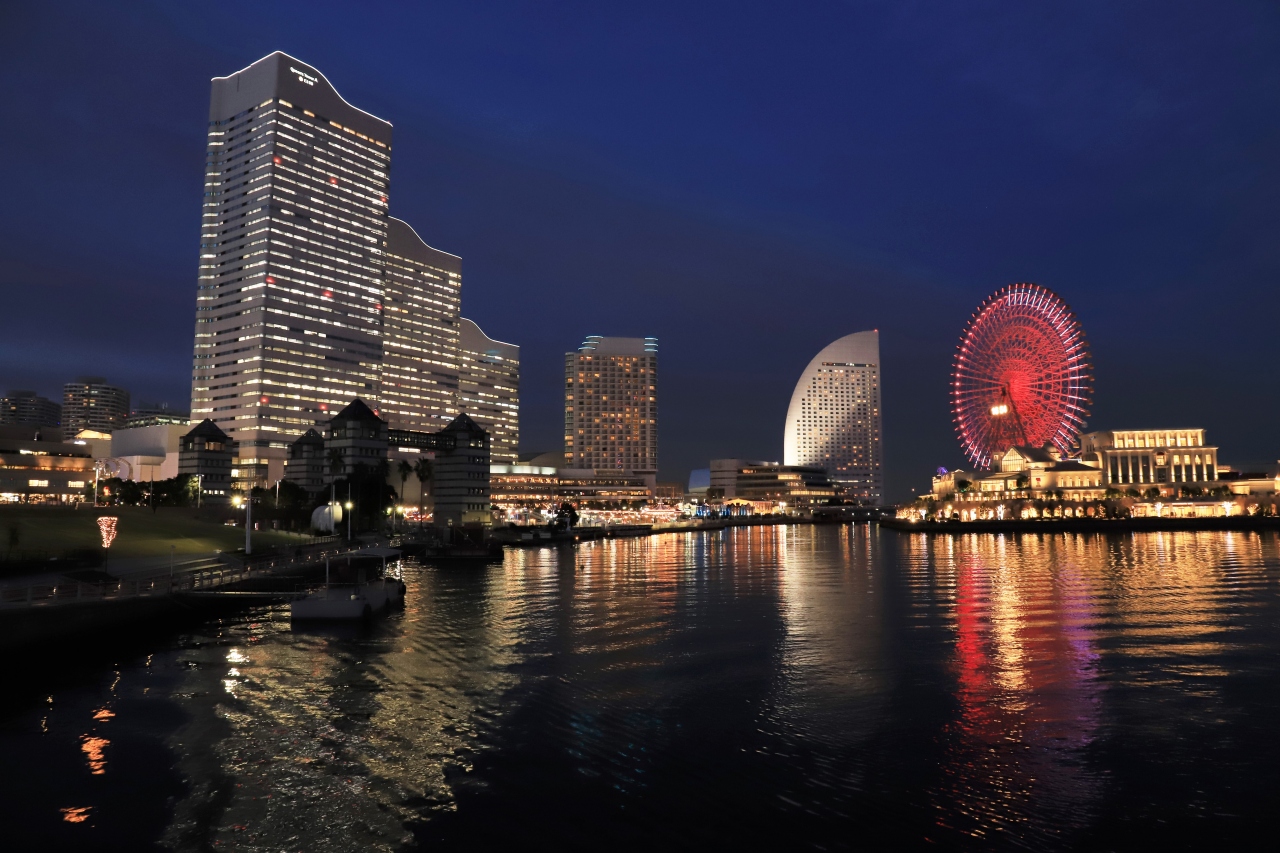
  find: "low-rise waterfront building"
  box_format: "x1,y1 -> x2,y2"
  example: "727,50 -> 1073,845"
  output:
490,464 -> 559,518
1080,429 -> 1219,488
179,420 -> 234,505
735,462 -> 839,508
432,414 -> 492,527
284,429 -> 327,493
0,425 -> 94,503
557,469 -> 655,509
322,399 -> 389,483
914,427 -> 1270,522
109,423 -> 188,482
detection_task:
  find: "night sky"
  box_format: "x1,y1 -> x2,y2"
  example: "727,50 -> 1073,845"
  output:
2,1 -> 1278,500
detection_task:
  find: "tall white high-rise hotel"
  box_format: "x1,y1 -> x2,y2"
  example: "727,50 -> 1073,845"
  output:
190,53 -> 517,483
784,330 -> 884,501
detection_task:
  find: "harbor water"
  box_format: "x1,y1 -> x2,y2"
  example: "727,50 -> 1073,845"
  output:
3,525 -> 1280,850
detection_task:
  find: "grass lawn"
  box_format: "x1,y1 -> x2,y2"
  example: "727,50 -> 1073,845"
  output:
0,505 -> 311,559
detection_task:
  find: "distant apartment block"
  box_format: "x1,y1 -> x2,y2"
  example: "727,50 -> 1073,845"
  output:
63,377 -> 130,433
0,390 -> 61,428
564,336 -> 658,473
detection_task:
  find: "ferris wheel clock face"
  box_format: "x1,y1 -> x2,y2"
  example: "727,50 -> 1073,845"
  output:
951,283 -> 1093,470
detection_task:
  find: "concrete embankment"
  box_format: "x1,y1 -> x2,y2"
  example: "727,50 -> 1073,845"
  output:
0,560 -> 333,651
879,516 -> 1280,535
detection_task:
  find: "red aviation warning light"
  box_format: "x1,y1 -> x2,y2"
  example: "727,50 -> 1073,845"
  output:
951,283 -> 1092,469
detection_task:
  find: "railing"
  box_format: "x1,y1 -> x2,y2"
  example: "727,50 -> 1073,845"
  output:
0,544 -> 365,611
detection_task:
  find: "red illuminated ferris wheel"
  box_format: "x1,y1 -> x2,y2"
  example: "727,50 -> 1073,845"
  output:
952,283 -> 1092,469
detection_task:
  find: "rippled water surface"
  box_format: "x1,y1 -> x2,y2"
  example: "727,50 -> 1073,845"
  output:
5,526 -> 1280,851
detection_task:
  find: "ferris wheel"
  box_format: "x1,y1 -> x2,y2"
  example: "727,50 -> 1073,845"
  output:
951,283 -> 1093,469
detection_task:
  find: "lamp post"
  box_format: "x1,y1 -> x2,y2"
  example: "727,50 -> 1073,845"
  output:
233,493 -> 252,556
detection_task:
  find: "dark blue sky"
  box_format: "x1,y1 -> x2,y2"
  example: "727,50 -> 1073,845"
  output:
2,1 -> 1278,499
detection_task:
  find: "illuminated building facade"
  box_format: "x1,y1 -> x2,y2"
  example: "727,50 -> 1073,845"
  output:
0,425 -> 94,503
734,463 -> 838,508
490,464 -> 558,515
458,318 -> 519,464
380,217 -> 461,433
564,336 -> 658,473
189,52 -> 392,488
557,468 -> 655,509
63,378 -> 130,433
0,390 -> 61,428
1080,429 -> 1219,487
783,331 -> 883,502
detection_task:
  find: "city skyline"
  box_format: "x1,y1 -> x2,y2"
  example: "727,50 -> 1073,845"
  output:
2,3 -> 1279,500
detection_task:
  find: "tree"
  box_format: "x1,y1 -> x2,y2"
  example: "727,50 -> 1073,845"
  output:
397,460 -> 413,502
327,447 -> 345,477
1125,488 -> 1140,499
551,502 -> 579,532
955,478 -> 972,493
1014,474 -> 1029,491
1143,487 -> 1160,501
413,456 -> 434,520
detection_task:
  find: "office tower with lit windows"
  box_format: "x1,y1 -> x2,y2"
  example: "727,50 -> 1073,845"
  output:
783,330 -> 883,502
189,52 -> 392,486
63,377 -> 130,433
458,318 -> 519,464
380,217 -> 462,433
564,336 -> 658,473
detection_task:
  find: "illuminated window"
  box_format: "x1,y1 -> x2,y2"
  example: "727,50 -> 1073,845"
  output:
28,479 -> 49,488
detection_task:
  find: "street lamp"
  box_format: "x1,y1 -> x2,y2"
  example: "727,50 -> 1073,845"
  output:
345,500 -> 354,540
233,493 -> 252,555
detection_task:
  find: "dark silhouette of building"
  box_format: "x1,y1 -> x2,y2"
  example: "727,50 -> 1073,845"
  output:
284,428 -> 327,493
0,390 -> 61,428
179,420 -> 234,505
323,399 -> 388,482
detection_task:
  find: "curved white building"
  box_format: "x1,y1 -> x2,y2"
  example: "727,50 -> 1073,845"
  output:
783,330 -> 883,502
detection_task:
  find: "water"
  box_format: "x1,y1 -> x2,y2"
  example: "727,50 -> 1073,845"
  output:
4,525 -> 1280,851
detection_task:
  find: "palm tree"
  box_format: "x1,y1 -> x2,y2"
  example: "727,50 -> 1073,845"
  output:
413,456 -> 434,526
327,447 -> 344,477
396,460 -> 413,531
397,460 -> 413,502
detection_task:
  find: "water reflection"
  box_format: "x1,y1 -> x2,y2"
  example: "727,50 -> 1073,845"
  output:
6,528 -> 1280,850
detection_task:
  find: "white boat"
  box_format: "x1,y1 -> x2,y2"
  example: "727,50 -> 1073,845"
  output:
290,549 -> 406,621
290,578 -> 406,621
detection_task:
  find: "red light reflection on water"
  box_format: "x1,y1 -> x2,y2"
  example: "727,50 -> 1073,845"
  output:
931,539 -> 1102,842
